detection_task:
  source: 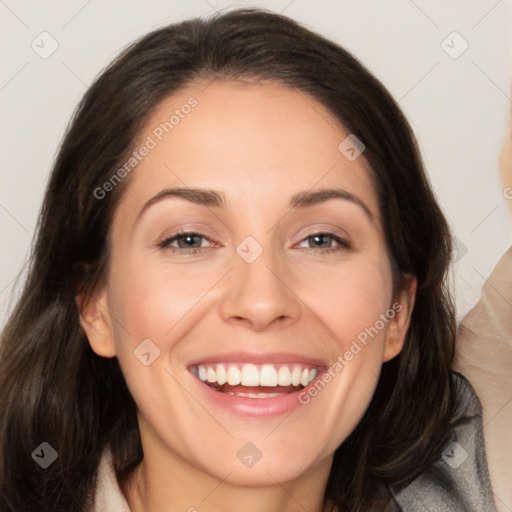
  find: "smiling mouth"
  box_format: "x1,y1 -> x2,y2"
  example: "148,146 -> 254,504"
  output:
189,362 -> 319,398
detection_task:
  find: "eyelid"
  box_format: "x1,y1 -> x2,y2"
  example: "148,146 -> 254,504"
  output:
156,223 -> 222,245
294,223 -> 351,243
295,232 -> 350,246
157,230 -> 217,249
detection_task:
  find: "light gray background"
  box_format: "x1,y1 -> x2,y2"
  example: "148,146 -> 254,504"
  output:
1,0 -> 511,329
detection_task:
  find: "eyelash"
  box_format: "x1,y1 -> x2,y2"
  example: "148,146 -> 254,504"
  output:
158,230 -> 351,256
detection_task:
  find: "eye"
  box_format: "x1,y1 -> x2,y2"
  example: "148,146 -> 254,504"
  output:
158,231 -> 216,256
158,230 -> 351,257
295,232 -> 351,254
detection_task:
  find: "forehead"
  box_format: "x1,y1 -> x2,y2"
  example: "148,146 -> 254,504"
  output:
115,79 -> 378,222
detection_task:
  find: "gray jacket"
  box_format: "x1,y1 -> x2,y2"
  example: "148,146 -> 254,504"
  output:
375,372 -> 498,511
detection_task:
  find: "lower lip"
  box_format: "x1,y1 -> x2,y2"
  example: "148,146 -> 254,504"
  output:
189,371 -> 323,418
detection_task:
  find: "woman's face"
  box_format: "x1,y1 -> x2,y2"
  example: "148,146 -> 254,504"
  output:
81,80 -> 415,487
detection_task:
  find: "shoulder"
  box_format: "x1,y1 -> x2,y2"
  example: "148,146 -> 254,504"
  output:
387,372 -> 498,511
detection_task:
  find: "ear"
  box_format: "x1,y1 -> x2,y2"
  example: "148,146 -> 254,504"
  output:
76,282 -> 117,358
382,274 -> 417,362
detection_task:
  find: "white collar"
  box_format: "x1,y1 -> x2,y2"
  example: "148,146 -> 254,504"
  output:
90,448 -> 131,512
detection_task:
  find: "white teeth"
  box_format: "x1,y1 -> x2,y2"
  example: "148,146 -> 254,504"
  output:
227,365 -> 241,385
240,364 -> 260,386
216,364 -> 227,385
277,365 -> 291,386
291,366 -> 302,386
206,367 -> 217,383
259,364 -> 278,386
196,363 -> 320,388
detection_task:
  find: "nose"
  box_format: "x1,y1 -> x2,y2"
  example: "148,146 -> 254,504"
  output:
218,242 -> 302,332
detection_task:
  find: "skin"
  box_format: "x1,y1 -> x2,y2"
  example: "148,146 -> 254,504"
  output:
78,80 -> 416,512
499,116 -> 512,217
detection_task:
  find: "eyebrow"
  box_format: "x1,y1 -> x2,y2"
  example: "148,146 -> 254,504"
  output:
135,186 -> 374,224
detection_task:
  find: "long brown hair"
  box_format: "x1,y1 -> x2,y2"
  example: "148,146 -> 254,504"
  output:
0,8 -> 456,511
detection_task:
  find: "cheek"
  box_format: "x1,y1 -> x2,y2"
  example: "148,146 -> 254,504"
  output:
300,256 -> 393,353
104,258 -> 216,440
107,255 -> 219,346
293,256 -> 393,446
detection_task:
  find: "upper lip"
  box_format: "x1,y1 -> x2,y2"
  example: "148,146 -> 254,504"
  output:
187,351 -> 327,369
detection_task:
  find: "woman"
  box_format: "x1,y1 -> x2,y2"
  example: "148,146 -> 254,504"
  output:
0,8 -> 497,511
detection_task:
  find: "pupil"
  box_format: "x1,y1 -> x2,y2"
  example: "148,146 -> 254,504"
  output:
313,235 -> 328,248
181,235 -> 199,248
